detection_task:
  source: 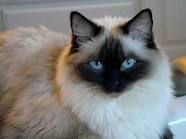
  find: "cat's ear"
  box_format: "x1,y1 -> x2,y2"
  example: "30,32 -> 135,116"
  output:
70,11 -> 101,37
121,9 -> 153,40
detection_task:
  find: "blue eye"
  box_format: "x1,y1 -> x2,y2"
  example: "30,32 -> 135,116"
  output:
88,60 -> 103,70
121,58 -> 136,71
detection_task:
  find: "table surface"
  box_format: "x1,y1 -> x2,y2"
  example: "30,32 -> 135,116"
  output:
169,96 -> 186,139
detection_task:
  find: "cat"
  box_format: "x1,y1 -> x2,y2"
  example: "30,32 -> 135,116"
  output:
0,9 -> 174,139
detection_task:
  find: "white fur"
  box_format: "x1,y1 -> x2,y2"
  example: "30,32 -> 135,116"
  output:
58,17 -> 173,139
121,36 -> 146,55
94,16 -> 130,30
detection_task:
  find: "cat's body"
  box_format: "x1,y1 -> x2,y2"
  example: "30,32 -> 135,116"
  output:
0,27 -> 79,139
0,9 -> 173,139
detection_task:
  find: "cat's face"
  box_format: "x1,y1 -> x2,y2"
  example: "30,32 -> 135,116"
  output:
62,9 -> 161,95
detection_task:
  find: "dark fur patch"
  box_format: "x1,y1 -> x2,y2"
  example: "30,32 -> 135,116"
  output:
122,9 -> 153,33
160,128 -> 174,139
70,11 -> 102,53
145,33 -> 157,49
77,35 -> 150,94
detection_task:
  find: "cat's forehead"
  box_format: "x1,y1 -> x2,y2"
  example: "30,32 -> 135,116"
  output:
99,35 -> 124,60
92,31 -> 147,59
79,32 -> 149,62
93,17 -> 148,58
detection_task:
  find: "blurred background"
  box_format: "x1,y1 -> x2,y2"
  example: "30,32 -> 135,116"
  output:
0,0 -> 186,138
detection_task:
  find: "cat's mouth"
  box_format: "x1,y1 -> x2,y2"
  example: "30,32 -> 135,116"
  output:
108,92 -> 121,98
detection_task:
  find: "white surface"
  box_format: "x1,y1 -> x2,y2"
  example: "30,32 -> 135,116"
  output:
169,96 -> 186,139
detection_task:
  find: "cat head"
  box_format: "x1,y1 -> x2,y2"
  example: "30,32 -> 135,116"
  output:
58,9 -> 169,97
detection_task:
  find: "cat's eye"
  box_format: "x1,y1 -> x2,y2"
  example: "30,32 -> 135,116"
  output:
120,58 -> 136,71
88,60 -> 103,71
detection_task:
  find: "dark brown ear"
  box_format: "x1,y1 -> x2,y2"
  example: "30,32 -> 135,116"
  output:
121,9 -> 153,40
70,11 -> 102,52
70,11 -> 101,37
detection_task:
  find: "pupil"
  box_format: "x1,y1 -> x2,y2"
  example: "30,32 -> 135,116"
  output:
127,59 -> 131,64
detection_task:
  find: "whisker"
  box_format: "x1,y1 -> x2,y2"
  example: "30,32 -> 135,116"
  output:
133,85 -> 156,94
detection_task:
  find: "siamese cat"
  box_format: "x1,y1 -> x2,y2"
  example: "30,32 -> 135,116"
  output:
0,9 -> 173,139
